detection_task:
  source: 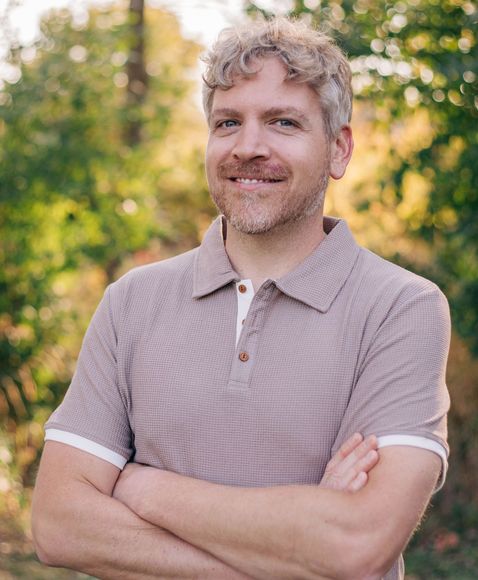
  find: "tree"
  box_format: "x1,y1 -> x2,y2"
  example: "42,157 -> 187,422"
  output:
0,2 -> 211,485
244,1 -> 478,569
248,0 -> 478,355
125,0 -> 147,146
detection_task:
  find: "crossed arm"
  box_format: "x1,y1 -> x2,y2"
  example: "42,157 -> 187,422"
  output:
32,435 -> 440,579
112,445 -> 440,579
32,440 -> 250,580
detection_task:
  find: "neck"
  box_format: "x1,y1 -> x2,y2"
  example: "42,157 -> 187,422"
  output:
224,212 -> 326,291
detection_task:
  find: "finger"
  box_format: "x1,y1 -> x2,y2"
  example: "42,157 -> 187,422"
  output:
353,449 -> 379,475
326,432 -> 363,470
330,436 -> 377,478
340,432 -> 365,457
339,449 -> 379,488
348,471 -> 368,493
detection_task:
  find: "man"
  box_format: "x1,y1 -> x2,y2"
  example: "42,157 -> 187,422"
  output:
32,17 -> 450,580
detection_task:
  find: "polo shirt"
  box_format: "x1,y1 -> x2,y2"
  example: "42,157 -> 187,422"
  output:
45,216 -> 450,580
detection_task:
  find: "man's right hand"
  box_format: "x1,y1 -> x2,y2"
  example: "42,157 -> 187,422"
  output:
319,433 -> 379,492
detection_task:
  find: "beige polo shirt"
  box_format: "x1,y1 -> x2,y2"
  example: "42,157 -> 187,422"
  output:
45,216 -> 450,579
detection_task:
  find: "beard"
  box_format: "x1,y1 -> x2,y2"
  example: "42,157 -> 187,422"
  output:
208,158 -> 330,235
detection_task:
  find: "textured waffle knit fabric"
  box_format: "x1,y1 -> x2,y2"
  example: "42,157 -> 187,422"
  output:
45,216 -> 451,580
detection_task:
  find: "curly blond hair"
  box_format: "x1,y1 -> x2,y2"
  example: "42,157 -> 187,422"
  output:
202,17 -> 352,140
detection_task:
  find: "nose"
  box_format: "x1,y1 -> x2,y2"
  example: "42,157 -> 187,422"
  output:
231,121 -> 270,161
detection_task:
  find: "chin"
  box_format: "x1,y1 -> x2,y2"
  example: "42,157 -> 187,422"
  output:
227,215 -> 275,235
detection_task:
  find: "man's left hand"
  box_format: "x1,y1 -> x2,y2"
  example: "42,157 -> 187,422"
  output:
319,432 -> 379,493
114,431 -> 379,516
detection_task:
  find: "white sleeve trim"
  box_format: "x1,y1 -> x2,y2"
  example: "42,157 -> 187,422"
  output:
45,428 -> 128,470
377,434 -> 448,491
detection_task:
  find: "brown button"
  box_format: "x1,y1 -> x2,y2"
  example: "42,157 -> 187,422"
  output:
239,351 -> 249,362
238,284 -> 247,293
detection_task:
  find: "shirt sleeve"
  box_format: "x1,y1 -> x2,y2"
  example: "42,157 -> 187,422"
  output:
44,285 -> 133,465
331,284 -> 451,488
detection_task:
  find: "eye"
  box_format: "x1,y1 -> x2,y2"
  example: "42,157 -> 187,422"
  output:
217,119 -> 239,129
274,119 -> 297,128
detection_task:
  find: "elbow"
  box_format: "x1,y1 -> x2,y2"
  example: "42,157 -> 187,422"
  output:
31,505 -> 67,567
333,532 -> 398,580
303,530 -> 395,580
31,519 -> 56,567
31,522 -> 55,566
32,538 -> 57,568
337,550 -> 388,580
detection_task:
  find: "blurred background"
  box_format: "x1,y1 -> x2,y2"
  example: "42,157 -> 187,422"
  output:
0,0 -> 477,578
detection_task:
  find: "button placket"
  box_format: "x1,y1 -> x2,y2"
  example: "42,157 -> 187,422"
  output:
235,280 -> 254,345
227,283 -> 275,392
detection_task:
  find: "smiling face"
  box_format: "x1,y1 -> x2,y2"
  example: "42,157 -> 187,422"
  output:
205,57 -> 334,236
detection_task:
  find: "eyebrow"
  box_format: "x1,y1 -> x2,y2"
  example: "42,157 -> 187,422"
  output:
210,106 -> 311,125
263,107 -> 310,124
210,108 -> 241,121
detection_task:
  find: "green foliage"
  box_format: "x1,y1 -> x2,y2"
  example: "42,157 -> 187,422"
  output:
249,0 -> 478,354
1,1 -> 477,575
0,3 -> 211,483
246,1 -> 478,573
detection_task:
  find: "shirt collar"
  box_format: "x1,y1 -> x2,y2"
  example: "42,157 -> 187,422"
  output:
275,216 -> 360,312
192,217 -> 239,298
193,216 -> 360,313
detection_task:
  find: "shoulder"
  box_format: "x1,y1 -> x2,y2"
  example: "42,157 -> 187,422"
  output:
357,247 -> 448,307
352,247 -> 450,339
102,247 -> 199,322
111,247 -> 197,296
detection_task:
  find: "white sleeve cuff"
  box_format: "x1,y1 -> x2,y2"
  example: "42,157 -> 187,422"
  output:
45,428 -> 128,470
377,434 -> 448,491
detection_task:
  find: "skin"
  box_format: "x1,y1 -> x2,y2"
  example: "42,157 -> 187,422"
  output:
31,434 -> 376,579
319,432 -> 379,492
32,441 -> 251,580
112,448 -> 440,580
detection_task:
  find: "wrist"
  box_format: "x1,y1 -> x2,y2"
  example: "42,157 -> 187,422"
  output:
149,472 -> 216,534
133,465 -> 166,521
134,467 -> 186,526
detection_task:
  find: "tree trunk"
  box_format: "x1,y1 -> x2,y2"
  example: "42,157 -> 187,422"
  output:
125,0 -> 147,146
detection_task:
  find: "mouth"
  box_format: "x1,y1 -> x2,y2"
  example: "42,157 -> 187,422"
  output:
218,162 -> 289,186
232,177 -> 283,184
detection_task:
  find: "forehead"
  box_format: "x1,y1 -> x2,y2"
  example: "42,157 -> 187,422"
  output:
210,57 -> 320,115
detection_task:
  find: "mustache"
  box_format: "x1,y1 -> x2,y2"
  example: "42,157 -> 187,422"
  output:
218,161 -> 290,180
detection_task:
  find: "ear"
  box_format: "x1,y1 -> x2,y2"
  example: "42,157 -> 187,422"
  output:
329,125 -> 354,180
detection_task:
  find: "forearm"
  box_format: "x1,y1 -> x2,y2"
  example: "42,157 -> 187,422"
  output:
32,474 -> 250,579
117,470 -> 364,580
116,448 -> 440,580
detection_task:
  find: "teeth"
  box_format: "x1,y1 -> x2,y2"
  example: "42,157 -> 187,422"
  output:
235,178 -> 275,184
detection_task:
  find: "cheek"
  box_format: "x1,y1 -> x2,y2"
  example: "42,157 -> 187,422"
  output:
206,134 -> 234,159
205,165 -> 214,189
205,143 -> 229,181
205,139 -> 220,165
205,148 -> 216,182
205,159 -> 222,193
